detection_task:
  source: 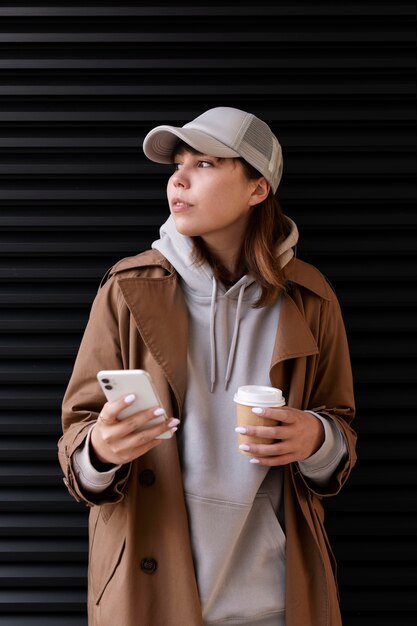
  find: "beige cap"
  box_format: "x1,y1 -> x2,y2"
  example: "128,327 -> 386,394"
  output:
142,106 -> 283,193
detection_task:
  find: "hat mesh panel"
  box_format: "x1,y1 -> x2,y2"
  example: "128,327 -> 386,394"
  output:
241,117 -> 273,160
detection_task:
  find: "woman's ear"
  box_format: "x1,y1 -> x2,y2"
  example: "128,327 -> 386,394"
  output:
248,177 -> 270,206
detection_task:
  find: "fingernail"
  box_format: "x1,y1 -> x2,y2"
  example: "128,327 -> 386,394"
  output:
153,407 -> 166,417
170,427 -> 178,434
252,407 -> 263,415
249,458 -> 260,464
235,426 -> 247,434
124,394 -> 136,404
168,418 -> 180,428
239,444 -> 251,451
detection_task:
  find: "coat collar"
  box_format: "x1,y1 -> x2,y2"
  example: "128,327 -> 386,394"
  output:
270,292 -> 319,370
269,256 -> 331,368
282,257 -> 333,302
113,252 -> 189,415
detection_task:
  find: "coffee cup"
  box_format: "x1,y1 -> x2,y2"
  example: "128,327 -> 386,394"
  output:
234,385 -> 286,455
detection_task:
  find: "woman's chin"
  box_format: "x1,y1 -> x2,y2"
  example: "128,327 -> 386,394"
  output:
171,218 -> 201,238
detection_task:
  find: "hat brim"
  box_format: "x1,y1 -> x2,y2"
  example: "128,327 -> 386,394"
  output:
143,125 -> 241,163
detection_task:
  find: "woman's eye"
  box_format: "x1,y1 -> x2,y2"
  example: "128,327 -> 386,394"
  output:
172,159 -> 212,171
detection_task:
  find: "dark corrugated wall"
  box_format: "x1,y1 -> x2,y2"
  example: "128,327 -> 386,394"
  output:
0,2 -> 415,625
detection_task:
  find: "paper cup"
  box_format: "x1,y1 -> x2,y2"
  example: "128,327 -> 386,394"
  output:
234,385 -> 285,455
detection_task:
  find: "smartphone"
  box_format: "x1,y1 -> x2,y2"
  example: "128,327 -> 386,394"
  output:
96,369 -> 173,439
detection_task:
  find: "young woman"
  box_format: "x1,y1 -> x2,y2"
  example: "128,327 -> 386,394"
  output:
59,107 -> 356,626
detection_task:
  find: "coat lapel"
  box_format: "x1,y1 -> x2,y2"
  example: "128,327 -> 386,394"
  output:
270,291 -> 319,370
269,256 -> 330,372
117,273 -> 188,413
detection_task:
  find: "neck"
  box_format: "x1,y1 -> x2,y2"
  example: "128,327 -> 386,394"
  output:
211,247 -> 240,276
204,239 -> 243,277
200,221 -> 248,277
193,235 -> 244,283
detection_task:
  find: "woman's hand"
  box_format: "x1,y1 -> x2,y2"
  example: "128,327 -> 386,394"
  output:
90,394 -> 179,466
235,406 -> 325,466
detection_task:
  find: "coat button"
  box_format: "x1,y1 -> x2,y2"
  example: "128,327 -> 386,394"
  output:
139,469 -> 155,487
140,557 -> 157,574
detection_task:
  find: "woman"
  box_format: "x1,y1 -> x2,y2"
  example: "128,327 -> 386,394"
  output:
59,106 -> 356,626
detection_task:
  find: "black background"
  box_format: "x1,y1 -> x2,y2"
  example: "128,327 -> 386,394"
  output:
0,2 -> 415,624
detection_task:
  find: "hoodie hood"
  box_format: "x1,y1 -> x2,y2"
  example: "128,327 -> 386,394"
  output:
152,214 -> 299,390
152,214 -> 298,291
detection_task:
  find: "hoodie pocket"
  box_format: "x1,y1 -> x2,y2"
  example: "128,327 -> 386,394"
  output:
185,491 -> 286,623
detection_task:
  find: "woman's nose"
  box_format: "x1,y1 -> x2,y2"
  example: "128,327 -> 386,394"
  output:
172,169 -> 189,188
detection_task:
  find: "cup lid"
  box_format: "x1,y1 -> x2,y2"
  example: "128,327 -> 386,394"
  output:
233,385 -> 285,407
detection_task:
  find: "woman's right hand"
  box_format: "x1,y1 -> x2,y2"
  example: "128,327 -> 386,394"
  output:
90,394 -> 179,466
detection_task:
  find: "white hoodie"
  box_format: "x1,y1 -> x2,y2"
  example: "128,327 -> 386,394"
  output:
73,215 -> 347,626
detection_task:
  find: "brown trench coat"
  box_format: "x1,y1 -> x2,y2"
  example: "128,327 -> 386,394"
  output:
58,249 -> 357,626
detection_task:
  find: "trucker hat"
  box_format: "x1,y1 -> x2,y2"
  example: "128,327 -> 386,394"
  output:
142,106 -> 283,193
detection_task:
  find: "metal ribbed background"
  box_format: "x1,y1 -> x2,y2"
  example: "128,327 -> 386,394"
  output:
0,2 -> 415,624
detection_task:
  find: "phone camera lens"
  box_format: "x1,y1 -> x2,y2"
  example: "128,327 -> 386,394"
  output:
101,378 -> 110,384
104,384 -> 112,390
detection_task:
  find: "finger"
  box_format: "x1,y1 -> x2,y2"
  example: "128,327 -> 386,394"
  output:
249,454 -> 295,467
106,430 -> 163,464
130,414 -> 180,439
251,406 -> 293,423
239,441 -> 287,457
235,424 -> 286,440
115,405 -> 179,444
113,417 -> 180,462
99,393 -> 137,424
121,406 -> 172,434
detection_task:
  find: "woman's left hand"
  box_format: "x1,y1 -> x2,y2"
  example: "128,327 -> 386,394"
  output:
236,406 -> 325,466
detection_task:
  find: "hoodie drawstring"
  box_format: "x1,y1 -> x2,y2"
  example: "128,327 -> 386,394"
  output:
210,277 -> 217,393
210,276 -> 247,392
224,282 -> 246,390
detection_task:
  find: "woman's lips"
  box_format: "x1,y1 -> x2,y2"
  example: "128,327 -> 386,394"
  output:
171,198 -> 192,212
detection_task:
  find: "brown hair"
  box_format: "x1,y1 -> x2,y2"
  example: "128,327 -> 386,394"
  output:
174,142 -> 292,307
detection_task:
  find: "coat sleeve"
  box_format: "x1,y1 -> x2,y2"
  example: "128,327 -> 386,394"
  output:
301,287 -> 357,497
58,274 -> 133,506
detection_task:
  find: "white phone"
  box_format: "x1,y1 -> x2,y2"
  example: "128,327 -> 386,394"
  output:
96,369 -> 173,439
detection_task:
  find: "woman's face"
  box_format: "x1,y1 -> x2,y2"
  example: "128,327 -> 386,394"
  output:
166,148 -> 265,250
